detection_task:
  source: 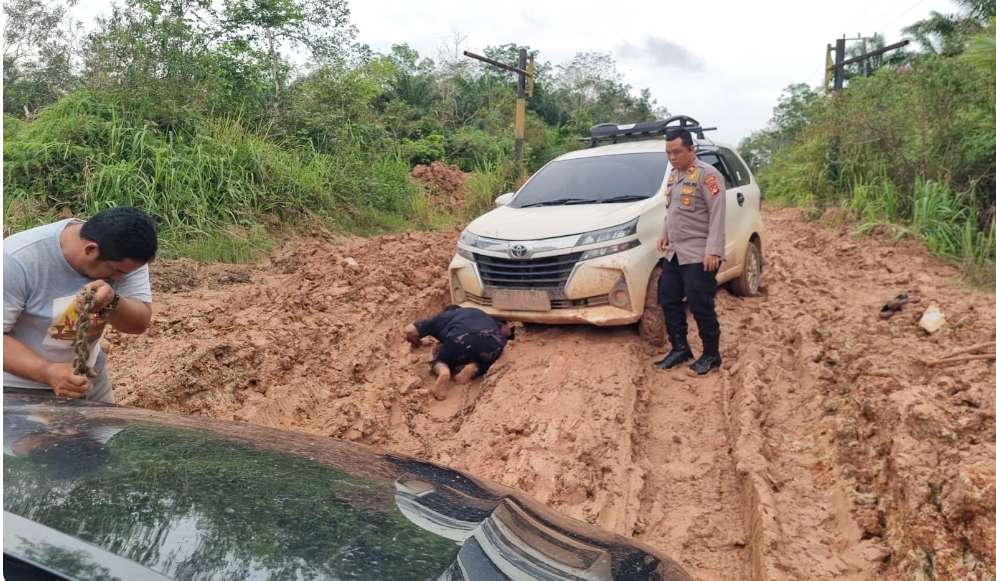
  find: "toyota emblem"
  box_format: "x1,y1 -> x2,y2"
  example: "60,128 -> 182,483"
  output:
509,244 -> 528,258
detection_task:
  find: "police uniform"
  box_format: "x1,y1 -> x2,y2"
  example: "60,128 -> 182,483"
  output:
659,158 -> 726,368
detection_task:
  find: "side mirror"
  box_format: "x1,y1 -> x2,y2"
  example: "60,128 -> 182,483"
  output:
494,192 -> 515,207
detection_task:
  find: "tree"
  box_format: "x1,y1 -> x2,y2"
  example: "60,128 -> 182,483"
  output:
2,0 -> 81,116
956,0 -> 996,19
383,44 -> 437,113
221,0 -> 356,105
903,11 -> 962,55
770,84 -> 821,142
554,52 -> 624,111
79,0 -> 357,127
82,0 -> 227,127
552,52 -> 659,136
963,17 -> 996,69
738,130 -> 776,170
737,83 -> 823,170
903,1 -> 995,56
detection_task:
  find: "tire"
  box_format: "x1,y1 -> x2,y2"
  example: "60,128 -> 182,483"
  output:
638,265 -> 667,346
730,239 -> 762,297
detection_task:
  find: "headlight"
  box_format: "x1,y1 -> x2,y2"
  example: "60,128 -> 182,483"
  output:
576,218 -> 638,246
458,230 -> 478,260
579,239 -> 640,261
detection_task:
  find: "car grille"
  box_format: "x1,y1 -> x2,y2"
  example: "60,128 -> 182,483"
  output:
466,292 -> 609,310
474,252 -> 581,289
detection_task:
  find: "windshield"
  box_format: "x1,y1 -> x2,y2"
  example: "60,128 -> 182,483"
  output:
511,153 -> 668,208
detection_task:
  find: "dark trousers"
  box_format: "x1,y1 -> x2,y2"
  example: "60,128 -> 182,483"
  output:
658,256 -> 720,355
431,331 -> 505,377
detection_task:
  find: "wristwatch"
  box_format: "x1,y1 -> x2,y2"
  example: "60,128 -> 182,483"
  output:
99,292 -> 121,317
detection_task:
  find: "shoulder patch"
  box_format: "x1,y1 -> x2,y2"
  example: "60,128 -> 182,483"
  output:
704,174 -> 721,196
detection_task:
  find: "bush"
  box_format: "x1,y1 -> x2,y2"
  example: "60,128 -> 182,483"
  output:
402,133 -> 445,166
3,91 -> 421,260
445,126 -> 512,171
758,36 -> 996,281
464,157 -> 516,220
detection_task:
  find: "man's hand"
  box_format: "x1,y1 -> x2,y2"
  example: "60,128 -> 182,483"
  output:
43,362 -> 90,399
85,313 -> 109,340
656,234 -> 670,253
77,280 -> 116,312
704,255 -> 722,272
404,323 -> 422,347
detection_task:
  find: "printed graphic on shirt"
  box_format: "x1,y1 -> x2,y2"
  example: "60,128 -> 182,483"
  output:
45,295 -> 80,345
44,295 -> 104,363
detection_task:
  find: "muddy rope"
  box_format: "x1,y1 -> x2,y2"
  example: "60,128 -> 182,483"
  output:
72,287 -> 98,379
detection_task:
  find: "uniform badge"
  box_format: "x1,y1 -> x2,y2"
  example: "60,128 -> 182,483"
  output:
682,185 -> 695,195
687,166 -> 697,180
681,194 -> 692,207
705,174 -> 721,196
667,174 -> 675,186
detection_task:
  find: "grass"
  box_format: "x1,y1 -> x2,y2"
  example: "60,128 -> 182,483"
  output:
165,225 -> 274,263
464,157 -> 516,221
3,91 -> 440,262
790,177 -> 996,287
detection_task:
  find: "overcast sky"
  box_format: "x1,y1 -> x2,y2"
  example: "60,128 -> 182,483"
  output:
69,0 -> 959,144
348,0 -> 959,143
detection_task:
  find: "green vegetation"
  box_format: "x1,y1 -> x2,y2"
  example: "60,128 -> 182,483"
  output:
3,0 -> 665,260
740,8 -> 996,284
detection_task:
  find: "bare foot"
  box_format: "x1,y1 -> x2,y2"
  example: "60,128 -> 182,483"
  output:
453,363 -> 478,384
431,376 -> 451,400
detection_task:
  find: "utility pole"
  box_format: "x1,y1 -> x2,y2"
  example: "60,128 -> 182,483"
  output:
861,36 -> 870,78
824,34 -> 910,189
514,48 -> 527,176
833,37 -> 846,93
463,48 -> 535,178
824,44 -> 835,93
827,35 -> 910,94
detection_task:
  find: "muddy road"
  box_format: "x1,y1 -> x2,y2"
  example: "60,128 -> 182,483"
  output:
109,208 -> 996,580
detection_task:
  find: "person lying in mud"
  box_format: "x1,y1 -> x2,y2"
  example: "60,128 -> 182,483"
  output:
404,306 -> 514,401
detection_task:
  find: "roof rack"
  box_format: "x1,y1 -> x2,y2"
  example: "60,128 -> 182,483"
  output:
586,115 -> 716,147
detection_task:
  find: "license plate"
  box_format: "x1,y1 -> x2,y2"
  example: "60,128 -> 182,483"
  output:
492,289 -> 551,312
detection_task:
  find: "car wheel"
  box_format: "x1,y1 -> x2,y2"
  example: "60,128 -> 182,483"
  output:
638,264 -> 666,346
730,240 -> 762,297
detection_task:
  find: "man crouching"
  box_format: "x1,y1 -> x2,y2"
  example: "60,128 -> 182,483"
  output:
404,306 -> 514,401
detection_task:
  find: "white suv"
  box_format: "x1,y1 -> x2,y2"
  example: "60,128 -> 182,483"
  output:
447,116 -> 763,343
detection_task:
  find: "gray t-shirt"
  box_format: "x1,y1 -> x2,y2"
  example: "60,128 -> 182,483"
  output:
3,219 -> 152,390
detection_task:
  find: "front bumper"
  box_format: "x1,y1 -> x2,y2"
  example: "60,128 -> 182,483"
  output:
447,248 -> 653,326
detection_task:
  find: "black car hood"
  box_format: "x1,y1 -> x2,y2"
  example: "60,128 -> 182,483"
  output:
2,392 -> 691,580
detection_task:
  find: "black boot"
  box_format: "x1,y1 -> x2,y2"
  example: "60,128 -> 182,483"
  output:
655,340 -> 694,369
689,352 -> 722,375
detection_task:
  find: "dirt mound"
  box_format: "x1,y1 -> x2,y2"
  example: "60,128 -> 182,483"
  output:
151,258 -> 253,293
111,208 -> 996,580
113,232 -> 454,426
410,161 -> 467,211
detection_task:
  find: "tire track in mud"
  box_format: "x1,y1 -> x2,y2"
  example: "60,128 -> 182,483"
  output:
412,325 -> 751,581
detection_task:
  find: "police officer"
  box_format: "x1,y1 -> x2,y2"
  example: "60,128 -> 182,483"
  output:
654,128 -> 726,375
